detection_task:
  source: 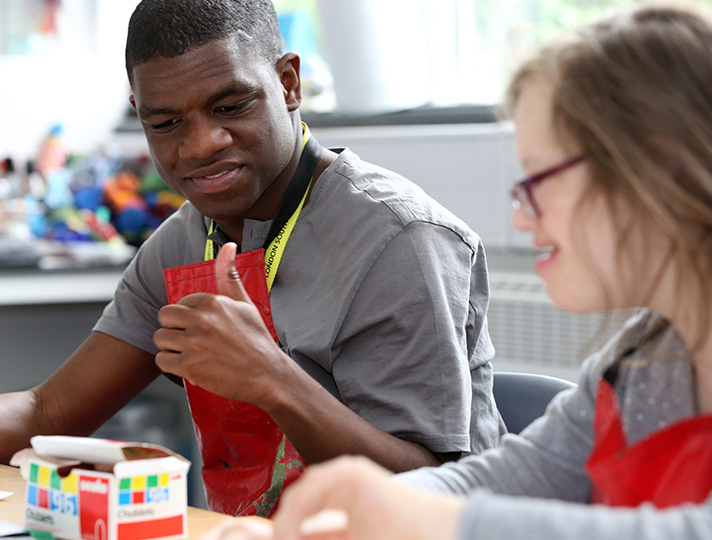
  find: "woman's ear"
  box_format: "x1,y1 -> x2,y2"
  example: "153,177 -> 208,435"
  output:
277,52 -> 302,111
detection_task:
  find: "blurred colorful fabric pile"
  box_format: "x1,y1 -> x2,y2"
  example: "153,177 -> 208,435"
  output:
0,125 -> 184,268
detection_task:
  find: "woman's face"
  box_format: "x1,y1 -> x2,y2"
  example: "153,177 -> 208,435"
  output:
511,80 -> 624,313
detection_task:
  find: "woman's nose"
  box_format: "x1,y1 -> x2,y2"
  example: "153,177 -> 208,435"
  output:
179,119 -> 232,160
511,204 -> 535,232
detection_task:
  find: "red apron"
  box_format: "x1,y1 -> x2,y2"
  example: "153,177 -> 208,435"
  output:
164,249 -> 306,517
586,377 -> 712,507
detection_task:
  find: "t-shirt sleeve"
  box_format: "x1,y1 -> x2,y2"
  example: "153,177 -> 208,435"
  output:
92,203 -> 203,354
330,220 -> 500,455
397,311 -> 712,539
92,239 -> 168,354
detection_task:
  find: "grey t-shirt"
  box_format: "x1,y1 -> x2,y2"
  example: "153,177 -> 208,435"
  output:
94,148 -> 502,455
399,310 -> 712,539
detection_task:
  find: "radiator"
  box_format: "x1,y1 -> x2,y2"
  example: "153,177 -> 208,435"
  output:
487,272 -> 632,381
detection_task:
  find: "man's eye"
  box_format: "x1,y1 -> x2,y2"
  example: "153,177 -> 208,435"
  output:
150,119 -> 180,131
216,101 -> 248,115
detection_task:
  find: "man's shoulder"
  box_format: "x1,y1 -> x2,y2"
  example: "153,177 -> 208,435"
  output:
328,147 -> 429,200
323,148 -> 478,242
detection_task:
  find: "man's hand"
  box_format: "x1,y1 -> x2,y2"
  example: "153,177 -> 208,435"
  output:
155,244 -> 443,472
154,242 -> 289,404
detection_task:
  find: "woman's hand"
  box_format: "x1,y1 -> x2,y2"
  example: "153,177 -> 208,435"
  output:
199,457 -> 465,540
200,516 -> 274,540
272,456 -> 465,540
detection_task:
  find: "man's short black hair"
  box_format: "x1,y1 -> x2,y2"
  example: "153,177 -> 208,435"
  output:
125,0 -> 284,83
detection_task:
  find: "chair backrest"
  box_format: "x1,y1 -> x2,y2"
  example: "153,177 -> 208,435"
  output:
493,372 -> 577,434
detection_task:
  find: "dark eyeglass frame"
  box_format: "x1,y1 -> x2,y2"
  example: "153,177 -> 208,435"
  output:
511,155 -> 586,218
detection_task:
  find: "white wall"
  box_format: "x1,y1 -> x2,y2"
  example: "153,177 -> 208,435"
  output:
0,0 -> 138,163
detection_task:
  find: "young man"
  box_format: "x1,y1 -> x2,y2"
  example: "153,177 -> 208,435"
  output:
0,0 -> 502,517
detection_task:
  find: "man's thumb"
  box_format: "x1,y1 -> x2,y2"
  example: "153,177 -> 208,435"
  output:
215,242 -> 250,302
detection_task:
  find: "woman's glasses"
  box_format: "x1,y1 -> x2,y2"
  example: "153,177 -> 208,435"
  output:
511,155 -> 585,218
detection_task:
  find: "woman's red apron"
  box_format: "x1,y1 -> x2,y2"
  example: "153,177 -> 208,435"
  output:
586,375 -> 712,507
164,249 -> 306,517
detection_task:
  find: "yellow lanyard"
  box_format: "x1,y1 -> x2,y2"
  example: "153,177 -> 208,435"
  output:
205,124 -> 313,292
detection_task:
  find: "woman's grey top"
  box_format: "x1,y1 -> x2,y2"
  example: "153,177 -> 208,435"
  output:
399,310 -> 712,540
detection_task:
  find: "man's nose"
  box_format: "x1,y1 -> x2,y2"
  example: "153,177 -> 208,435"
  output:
179,118 -> 232,160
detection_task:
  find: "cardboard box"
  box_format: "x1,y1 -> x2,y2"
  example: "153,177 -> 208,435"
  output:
11,436 -> 191,540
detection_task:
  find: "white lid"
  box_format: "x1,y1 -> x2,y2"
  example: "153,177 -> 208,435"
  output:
30,435 -> 182,465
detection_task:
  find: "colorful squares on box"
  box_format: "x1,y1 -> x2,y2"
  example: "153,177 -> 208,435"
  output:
28,485 -> 49,508
27,464 -> 78,516
63,473 -> 78,493
27,485 -> 77,516
27,466 -> 172,510
118,474 -> 170,506
28,464 -> 79,492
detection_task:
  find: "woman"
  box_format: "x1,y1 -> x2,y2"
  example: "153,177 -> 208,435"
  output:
202,2 -> 712,539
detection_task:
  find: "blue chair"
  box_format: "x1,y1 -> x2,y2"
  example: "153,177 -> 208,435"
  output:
493,372 -> 577,434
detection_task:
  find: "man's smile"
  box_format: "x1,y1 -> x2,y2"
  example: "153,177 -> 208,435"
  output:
186,165 -> 245,194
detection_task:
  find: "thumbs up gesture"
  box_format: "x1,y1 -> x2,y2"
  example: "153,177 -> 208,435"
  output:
154,243 -> 287,404
214,242 -> 253,304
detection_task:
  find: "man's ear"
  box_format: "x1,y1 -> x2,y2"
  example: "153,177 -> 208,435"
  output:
277,52 -> 302,111
129,93 -> 137,112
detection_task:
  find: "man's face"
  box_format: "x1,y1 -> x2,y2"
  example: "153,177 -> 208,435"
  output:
129,38 -> 301,229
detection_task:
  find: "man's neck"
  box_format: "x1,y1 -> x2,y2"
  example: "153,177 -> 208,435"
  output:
214,126 -> 339,245
215,125 -> 305,244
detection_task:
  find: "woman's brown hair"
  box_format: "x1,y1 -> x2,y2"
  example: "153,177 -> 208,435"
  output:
505,2 -> 712,350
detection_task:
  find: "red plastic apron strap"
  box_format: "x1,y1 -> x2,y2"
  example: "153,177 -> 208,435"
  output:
164,249 -> 306,517
586,376 -> 712,508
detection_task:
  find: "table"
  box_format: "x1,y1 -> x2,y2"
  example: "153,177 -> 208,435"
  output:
0,465 -> 233,539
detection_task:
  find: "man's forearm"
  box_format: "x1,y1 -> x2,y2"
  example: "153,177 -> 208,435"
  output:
0,389 -> 44,463
260,361 -> 442,472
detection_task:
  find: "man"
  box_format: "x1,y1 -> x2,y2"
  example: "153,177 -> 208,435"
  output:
0,0 -> 501,517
